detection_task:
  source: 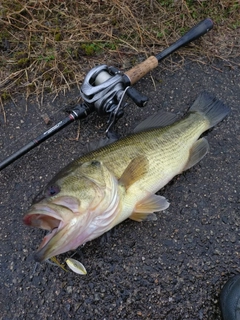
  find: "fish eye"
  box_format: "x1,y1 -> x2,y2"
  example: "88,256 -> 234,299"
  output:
45,185 -> 60,197
91,160 -> 101,166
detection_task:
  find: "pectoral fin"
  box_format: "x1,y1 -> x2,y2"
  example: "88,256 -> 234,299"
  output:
130,193 -> 169,222
119,155 -> 149,190
184,137 -> 209,171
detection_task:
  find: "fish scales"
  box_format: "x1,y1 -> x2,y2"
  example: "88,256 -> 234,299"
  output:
70,112 -> 208,193
23,92 -> 230,262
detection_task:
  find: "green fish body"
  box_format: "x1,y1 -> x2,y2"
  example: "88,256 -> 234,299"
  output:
24,92 -> 229,262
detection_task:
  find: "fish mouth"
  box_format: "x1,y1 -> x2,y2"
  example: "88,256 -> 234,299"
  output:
23,203 -> 65,262
24,203 -> 64,231
33,228 -> 60,263
24,196 -> 81,262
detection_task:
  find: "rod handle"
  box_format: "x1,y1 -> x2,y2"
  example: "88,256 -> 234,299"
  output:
124,56 -> 158,85
156,18 -> 213,62
124,18 -> 213,85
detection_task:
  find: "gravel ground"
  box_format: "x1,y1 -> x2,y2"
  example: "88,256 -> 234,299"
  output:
0,57 -> 239,320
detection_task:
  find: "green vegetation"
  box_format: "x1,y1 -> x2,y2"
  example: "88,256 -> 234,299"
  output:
0,0 -> 239,99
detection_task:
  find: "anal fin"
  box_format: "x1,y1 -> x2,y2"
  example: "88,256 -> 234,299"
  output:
130,193 -> 169,222
184,137 -> 209,171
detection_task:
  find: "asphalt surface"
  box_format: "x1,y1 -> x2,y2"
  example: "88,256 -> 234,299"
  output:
0,57 -> 239,320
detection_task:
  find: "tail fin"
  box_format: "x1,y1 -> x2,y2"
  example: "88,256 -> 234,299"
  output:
190,92 -> 230,129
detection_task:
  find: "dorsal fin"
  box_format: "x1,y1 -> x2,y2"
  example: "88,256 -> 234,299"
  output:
119,155 -> 149,190
87,131 -> 119,152
134,110 -> 178,133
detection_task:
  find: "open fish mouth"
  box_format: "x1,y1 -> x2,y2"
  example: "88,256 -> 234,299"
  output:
24,203 -> 64,230
24,196 -> 82,262
23,204 -> 65,261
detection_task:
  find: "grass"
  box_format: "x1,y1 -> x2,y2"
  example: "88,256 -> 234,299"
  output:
0,0 -> 239,102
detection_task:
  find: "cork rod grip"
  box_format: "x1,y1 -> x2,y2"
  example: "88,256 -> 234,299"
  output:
124,56 -> 158,85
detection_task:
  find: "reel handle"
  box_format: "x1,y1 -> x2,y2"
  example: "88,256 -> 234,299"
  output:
126,87 -> 148,108
124,18 -> 213,85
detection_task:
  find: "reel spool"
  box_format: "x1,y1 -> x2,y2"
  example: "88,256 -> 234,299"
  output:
80,65 -> 124,116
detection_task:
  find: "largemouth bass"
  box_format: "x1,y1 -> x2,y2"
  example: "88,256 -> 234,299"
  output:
24,92 -> 229,262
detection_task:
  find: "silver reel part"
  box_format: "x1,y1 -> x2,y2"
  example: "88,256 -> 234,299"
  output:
80,65 -> 125,115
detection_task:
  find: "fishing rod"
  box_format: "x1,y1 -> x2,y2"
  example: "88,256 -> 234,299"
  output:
0,18 -> 213,171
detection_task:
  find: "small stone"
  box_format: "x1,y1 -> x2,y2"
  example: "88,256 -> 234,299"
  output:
66,286 -> 73,294
222,216 -> 228,224
41,113 -> 51,125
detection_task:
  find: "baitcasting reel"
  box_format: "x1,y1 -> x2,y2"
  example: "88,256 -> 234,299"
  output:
80,64 -> 149,130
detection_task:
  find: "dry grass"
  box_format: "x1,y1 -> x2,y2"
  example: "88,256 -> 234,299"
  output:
0,0 -> 239,101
